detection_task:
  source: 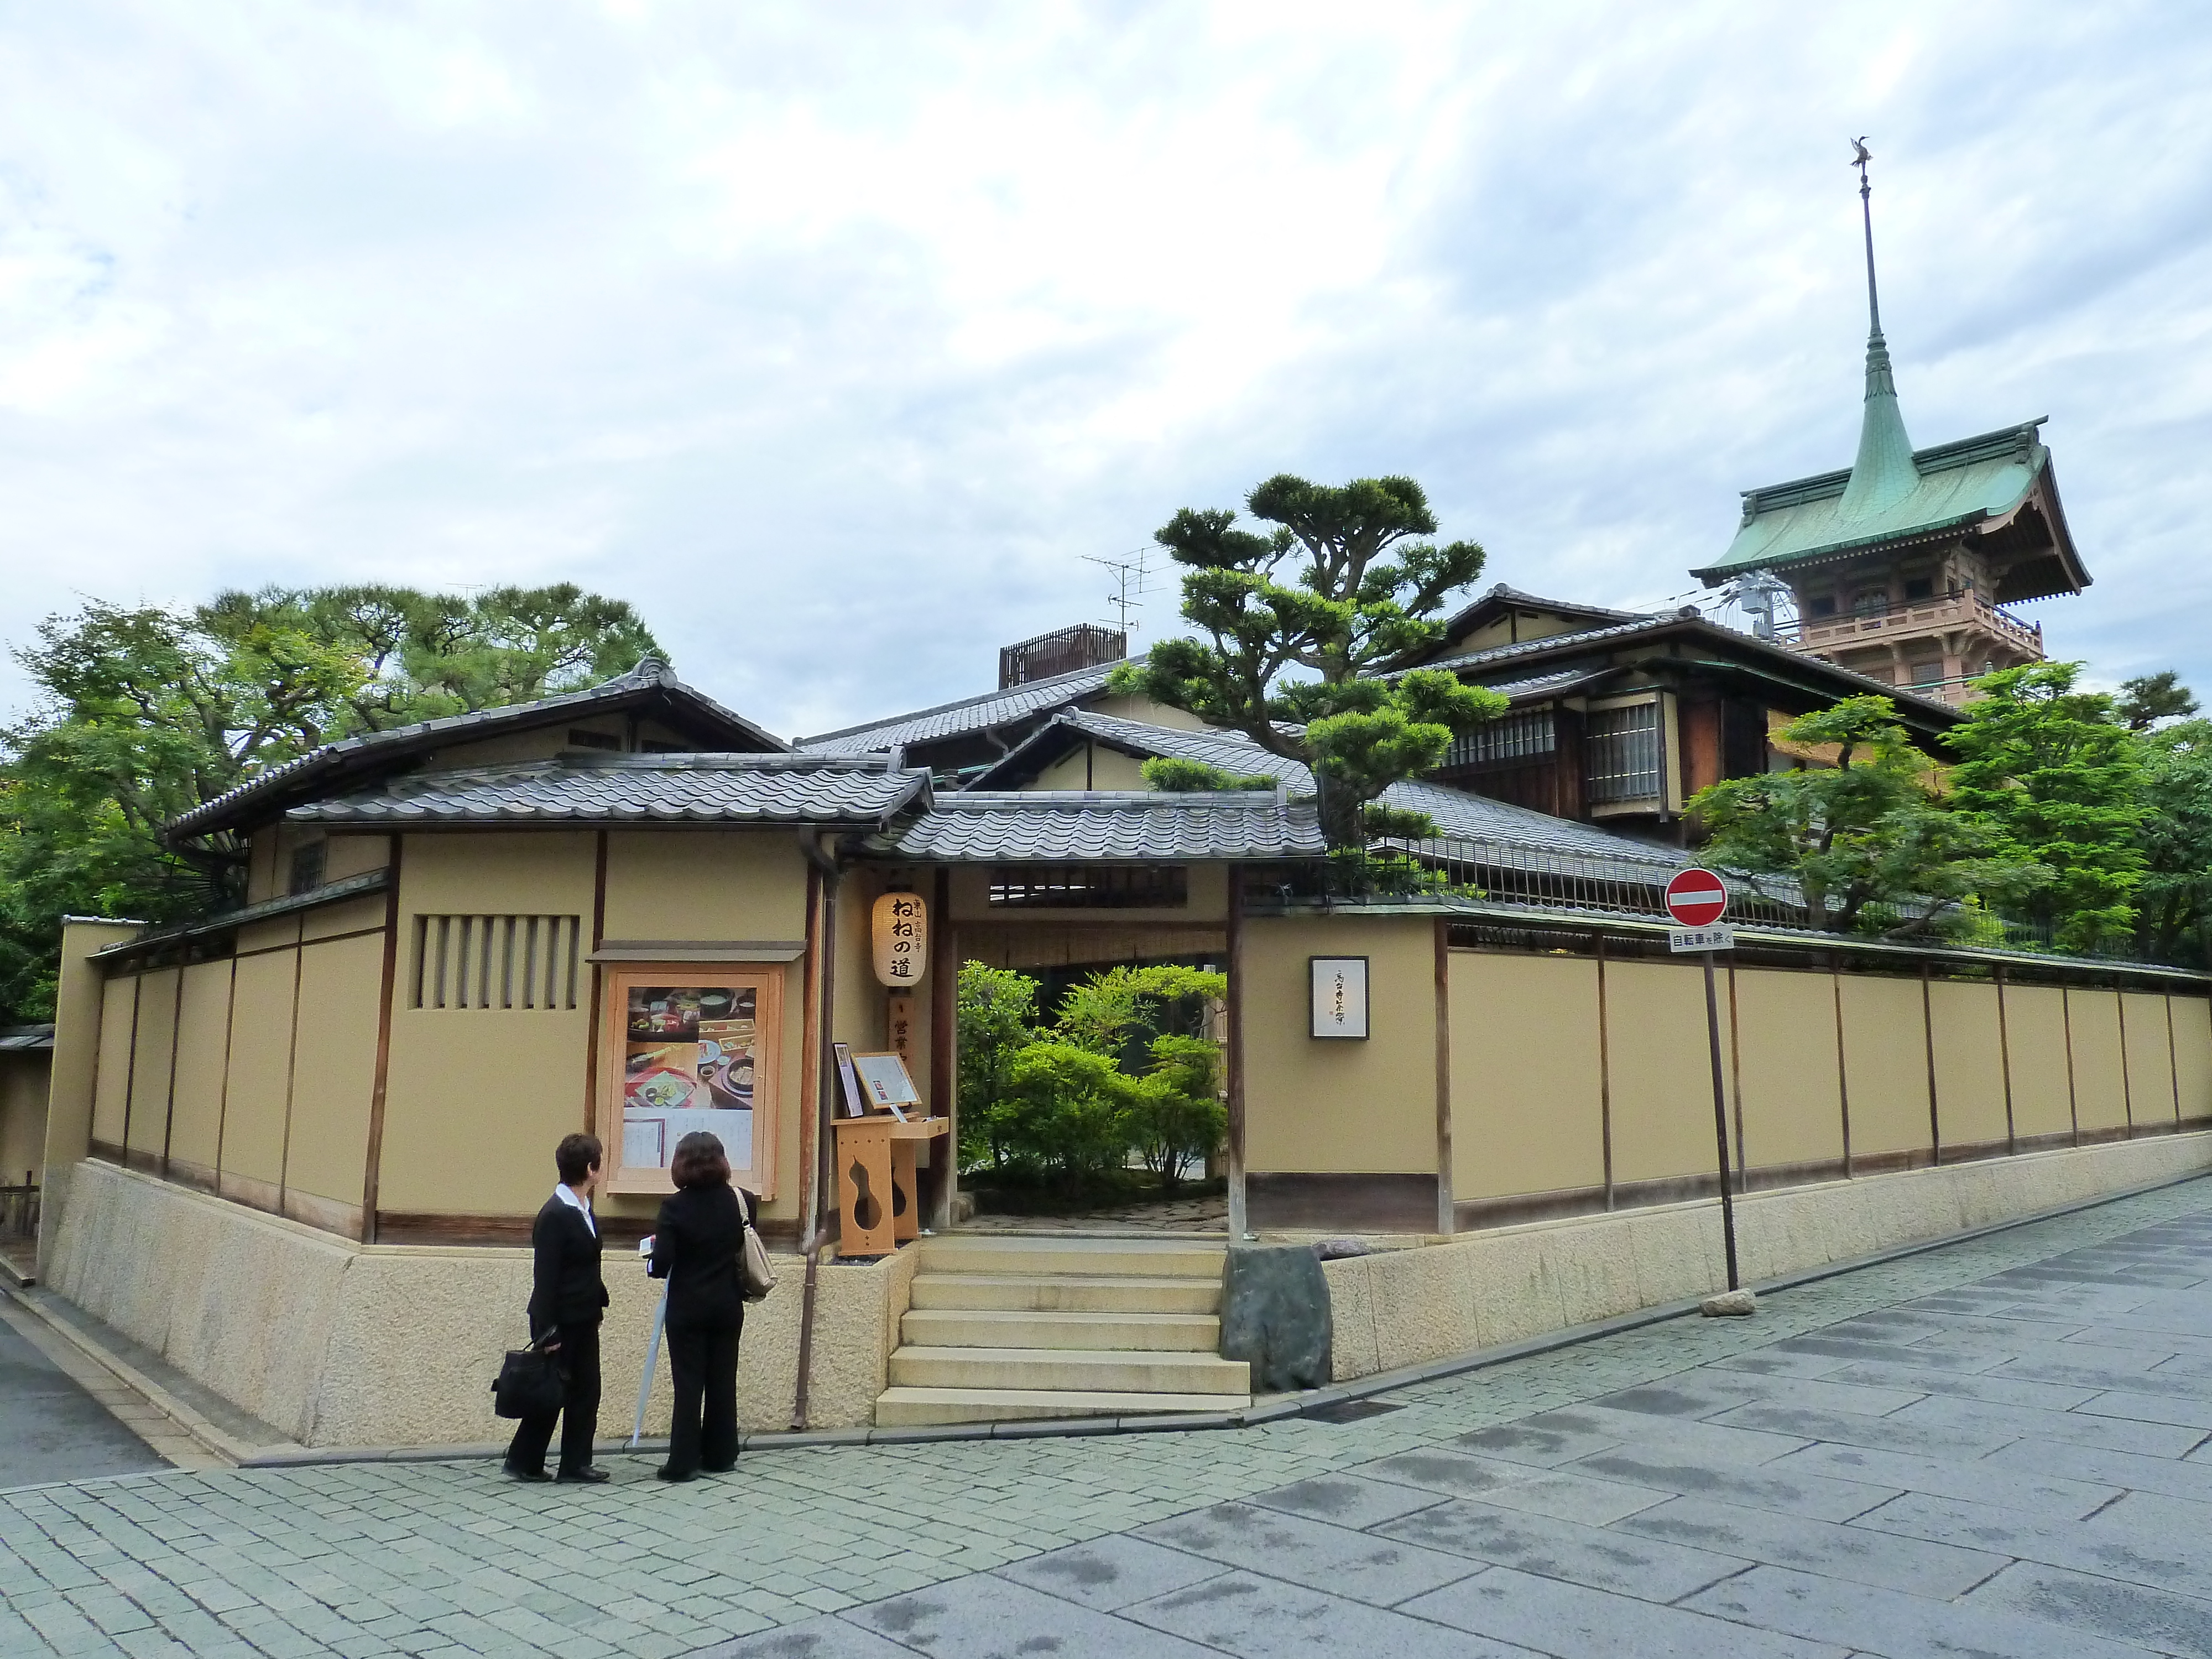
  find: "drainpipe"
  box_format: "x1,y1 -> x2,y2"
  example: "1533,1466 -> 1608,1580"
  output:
792,835 -> 843,1429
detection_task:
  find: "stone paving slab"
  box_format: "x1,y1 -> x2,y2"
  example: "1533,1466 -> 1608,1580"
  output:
8,1175 -> 2212,1656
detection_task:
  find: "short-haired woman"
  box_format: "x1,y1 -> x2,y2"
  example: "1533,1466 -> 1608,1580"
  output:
649,1130 -> 754,1481
506,1133 -> 610,1483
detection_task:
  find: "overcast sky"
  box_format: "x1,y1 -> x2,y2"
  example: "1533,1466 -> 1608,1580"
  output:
4,2 -> 2209,742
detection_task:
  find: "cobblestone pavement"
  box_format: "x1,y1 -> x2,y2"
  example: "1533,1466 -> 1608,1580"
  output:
7,1179 -> 2212,1659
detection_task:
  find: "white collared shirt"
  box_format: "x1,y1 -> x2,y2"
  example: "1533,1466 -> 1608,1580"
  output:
552,1182 -> 597,1237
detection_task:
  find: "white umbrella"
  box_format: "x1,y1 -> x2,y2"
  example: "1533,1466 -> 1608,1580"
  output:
628,1276 -> 670,1449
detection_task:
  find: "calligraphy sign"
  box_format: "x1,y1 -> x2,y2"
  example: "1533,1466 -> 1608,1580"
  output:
872,891 -> 928,988
1309,956 -> 1370,1040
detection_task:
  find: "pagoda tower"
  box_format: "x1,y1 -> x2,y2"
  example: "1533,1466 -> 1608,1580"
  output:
1693,145 -> 2090,705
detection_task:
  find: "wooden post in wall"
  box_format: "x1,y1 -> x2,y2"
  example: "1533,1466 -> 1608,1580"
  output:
1225,865 -> 1248,1241
927,865 -> 955,1232
1433,917 -> 1454,1237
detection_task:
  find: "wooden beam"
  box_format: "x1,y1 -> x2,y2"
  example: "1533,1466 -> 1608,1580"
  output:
1225,865 -> 1247,1241
1433,917 -> 1453,1236
361,834 -> 404,1244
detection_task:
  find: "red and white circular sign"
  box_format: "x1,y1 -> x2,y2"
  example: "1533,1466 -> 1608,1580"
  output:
1665,869 -> 1729,928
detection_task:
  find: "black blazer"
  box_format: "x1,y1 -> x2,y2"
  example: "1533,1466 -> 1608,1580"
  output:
526,1194 -> 608,1338
649,1184 -> 755,1331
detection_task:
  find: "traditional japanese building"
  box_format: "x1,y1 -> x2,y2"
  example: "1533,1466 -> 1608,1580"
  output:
1691,158 -> 2090,703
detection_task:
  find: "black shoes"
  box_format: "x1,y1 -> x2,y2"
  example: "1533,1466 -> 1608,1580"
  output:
502,1463 -> 550,1483
556,1467 -> 611,1484
702,1461 -> 737,1475
656,1466 -> 697,1482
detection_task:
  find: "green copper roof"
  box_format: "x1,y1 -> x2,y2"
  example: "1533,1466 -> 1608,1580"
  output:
1695,416 -> 2052,582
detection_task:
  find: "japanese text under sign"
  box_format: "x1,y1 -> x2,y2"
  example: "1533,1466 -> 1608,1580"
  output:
872,891 -> 928,988
1310,956 -> 1369,1040
886,990 -> 916,1066
1668,925 -> 1735,953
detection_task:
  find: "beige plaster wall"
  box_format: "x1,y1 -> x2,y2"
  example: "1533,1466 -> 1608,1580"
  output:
1448,952 -> 1602,1199
324,834 -> 394,884
283,933 -> 385,1209
1324,1128 -> 2212,1383
221,947 -> 301,1191
602,830 -> 810,942
1929,978 -> 2010,1150
1032,746 -> 1151,792
49,1160 -> 909,1446
2179,997 -> 2212,1119
91,975 -> 138,1149
2123,994 -> 2179,1125
2068,990 -> 2129,1134
1731,966 -> 1844,1171
125,968 -> 181,1162
168,961 -> 236,1180
2005,984 -> 2074,1139
1081,693 -> 1206,730
1838,973 -> 1932,1159
0,1051 -> 49,1185
1243,915 -> 1437,1176
1601,959 -> 1727,1185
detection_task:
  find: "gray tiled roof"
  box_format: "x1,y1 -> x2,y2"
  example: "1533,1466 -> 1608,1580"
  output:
288,754 -> 927,828
1383,612 -> 1960,721
169,657 -> 788,841
875,791 -> 1324,863
795,656 -> 1135,757
0,1024 -> 55,1053
979,710 -> 1686,872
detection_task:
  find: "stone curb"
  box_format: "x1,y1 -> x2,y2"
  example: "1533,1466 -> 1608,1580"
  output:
0,1285 -> 252,1469
230,1162 -> 2212,1469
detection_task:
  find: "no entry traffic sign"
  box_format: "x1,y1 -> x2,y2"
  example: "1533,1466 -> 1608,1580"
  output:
1664,868 -> 1729,928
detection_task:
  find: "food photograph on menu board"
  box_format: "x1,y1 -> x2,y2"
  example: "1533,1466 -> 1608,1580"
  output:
623,983 -> 756,1171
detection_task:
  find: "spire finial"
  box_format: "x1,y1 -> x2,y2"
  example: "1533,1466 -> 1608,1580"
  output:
1836,134 -> 1919,517
1853,137 -> 1881,340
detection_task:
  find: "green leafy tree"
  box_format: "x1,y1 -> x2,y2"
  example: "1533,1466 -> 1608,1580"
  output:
1126,1034 -> 1227,1191
1947,663 -> 2146,953
0,585 -> 662,1021
2117,670 -> 2200,732
1110,474 -> 1507,849
2135,717 -> 2212,966
953,961 -> 1041,1173
1001,1042 -> 1135,1186
1690,696 -> 2045,937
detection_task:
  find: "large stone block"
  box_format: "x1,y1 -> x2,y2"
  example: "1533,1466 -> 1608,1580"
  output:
1219,1244 -> 1332,1392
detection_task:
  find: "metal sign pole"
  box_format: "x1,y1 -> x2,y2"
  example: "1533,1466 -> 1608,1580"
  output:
1702,950 -> 1740,1291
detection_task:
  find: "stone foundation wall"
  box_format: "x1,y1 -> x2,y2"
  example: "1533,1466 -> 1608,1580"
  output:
1324,1131 -> 2212,1383
45,1161 -> 913,1448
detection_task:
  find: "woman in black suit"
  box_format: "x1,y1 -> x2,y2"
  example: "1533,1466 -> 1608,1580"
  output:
649,1131 -> 752,1481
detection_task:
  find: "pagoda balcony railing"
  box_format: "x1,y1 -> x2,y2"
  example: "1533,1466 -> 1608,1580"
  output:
1777,592 -> 2042,657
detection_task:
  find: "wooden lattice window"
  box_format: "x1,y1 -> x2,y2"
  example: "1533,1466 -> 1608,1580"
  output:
411,914 -> 583,1010
987,866 -> 1188,909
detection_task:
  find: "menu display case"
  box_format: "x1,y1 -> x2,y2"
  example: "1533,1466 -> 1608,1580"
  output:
598,964 -> 781,1197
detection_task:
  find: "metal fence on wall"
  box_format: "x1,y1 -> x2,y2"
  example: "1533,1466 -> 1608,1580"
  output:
0,1177 -> 36,1240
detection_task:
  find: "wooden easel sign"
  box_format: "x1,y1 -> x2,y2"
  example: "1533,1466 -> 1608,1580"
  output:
850,1052 -> 920,1122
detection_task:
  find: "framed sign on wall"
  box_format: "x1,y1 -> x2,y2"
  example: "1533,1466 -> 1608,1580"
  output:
1310,956 -> 1370,1040
598,964 -> 781,1197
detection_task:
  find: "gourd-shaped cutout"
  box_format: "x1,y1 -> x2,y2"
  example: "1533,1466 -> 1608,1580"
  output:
849,1157 -> 882,1230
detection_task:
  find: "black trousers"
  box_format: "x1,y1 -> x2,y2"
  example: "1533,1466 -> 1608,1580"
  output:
664,1319 -> 741,1475
506,1322 -> 601,1475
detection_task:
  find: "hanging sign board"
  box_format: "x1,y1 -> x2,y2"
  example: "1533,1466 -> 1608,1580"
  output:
1309,956 -> 1369,1040
885,990 -> 917,1067
872,892 -> 927,988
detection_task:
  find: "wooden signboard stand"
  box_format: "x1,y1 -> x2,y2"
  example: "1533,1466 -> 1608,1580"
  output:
831,1051 -> 948,1257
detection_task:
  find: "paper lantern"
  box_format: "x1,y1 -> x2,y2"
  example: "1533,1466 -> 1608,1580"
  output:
872,891 -> 927,987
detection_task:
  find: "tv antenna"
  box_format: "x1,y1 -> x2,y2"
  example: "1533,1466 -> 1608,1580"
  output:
1082,547 -> 1157,638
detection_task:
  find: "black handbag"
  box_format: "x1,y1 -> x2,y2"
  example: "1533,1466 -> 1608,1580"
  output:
491,1335 -> 566,1420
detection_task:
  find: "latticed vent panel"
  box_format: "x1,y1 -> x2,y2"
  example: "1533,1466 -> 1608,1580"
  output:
987,865 -> 1188,909
411,914 -> 583,1010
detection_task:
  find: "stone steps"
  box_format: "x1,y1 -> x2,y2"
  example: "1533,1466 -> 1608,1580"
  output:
901,1307 -> 1223,1352
871,1232 -> 1248,1426
874,1386 -> 1241,1427
887,1344 -> 1250,1395
907,1272 -> 1222,1315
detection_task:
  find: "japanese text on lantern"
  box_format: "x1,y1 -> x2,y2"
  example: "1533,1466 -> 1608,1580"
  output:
872,891 -> 928,987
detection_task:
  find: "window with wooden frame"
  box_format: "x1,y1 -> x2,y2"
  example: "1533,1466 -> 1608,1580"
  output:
596,963 -> 781,1198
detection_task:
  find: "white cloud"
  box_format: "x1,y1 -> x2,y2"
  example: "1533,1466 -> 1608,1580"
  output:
1,1 -> 2208,738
